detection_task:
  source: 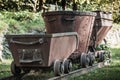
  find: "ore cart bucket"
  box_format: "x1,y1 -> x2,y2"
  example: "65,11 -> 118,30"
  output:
90,11 -> 113,46
42,11 -> 96,53
5,32 -> 78,68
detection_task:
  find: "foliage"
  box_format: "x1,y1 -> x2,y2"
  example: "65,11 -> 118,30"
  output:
68,0 -> 119,23
2,41 -> 12,59
0,11 -> 45,59
0,0 -> 119,23
0,20 -> 8,32
96,43 -> 111,51
0,0 -> 119,12
0,11 -> 45,34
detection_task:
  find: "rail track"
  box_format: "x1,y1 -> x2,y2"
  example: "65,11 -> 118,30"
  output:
48,62 -> 106,80
1,61 -> 108,80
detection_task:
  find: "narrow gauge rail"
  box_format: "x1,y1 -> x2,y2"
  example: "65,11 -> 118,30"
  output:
48,62 -> 105,80
1,61 -> 107,80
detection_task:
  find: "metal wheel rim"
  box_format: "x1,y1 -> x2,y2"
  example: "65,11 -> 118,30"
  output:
98,52 -> 105,62
11,61 -> 21,75
88,52 -> 94,66
63,59 -> 72,73
53,60 -> 63,76
81,53 -> 89,68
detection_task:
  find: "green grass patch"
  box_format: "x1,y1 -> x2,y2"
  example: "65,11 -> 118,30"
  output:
0,64 -> 11,78
70,48 -> 120,80
111,48 -> 120,59
0,59 -> 12,78
69,65 -> 120,80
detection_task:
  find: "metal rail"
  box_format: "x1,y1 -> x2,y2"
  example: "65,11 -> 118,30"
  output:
48,62 -> 105,80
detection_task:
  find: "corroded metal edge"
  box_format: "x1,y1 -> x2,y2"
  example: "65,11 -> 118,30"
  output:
42,11 -> 96,16
5,32 -> 78,38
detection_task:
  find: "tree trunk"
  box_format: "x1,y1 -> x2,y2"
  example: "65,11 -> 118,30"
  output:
38,0 -> 43,11
0,38 -> 3,62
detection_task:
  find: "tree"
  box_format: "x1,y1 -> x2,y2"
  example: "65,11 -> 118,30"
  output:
0,0 -> 119,21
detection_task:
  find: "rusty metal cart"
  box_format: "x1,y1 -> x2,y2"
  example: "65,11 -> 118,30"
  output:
89,11 -> 113,62
5,10 -> 113,76
42,11 -> 96,67
5,32 -> 78,76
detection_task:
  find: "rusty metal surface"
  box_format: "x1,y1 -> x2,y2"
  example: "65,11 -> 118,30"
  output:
42,11 -> 96,16
96,26 -> 112,45
42,11 -> 96,53
75,16 -> 95,53
90,11 -> 113,46
5,32 -> 78,68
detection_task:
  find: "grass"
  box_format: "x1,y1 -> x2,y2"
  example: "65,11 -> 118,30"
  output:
0,59 -> 12,78
69,48 -> 120,80
0,48 -> 120,79
69,63 -> 120,80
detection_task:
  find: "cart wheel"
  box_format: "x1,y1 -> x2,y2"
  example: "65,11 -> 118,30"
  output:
98,52 -> 105,62
53,60 -> 64,76
23,68 -> 30,73
81,53 -> 89,68
11,61 -> 21,75
63,59 -> 72,73
88,52 -> 95,66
